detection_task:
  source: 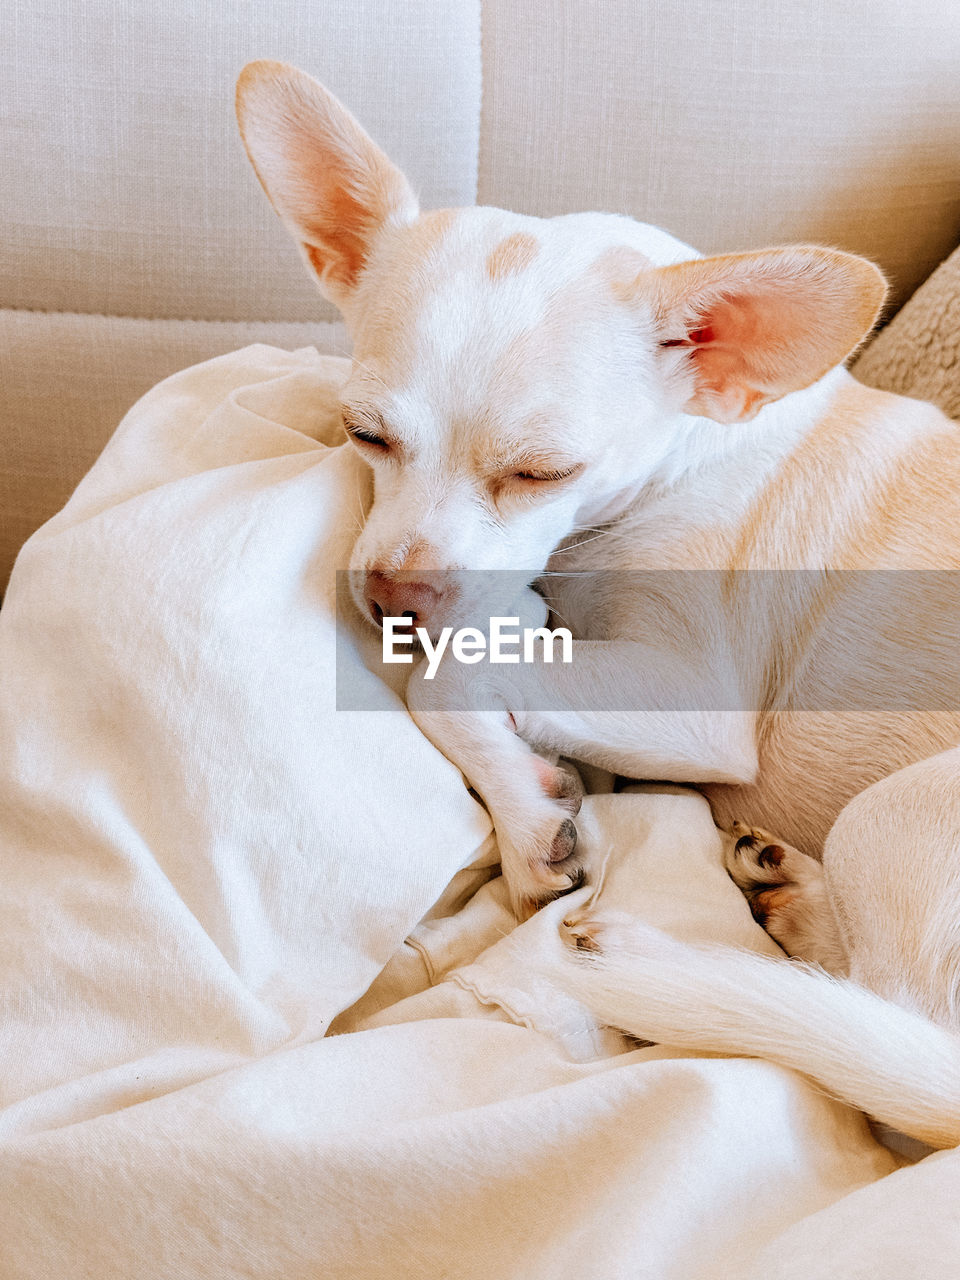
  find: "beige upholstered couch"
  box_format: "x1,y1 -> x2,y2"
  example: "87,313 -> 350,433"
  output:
3,0 -> 960,588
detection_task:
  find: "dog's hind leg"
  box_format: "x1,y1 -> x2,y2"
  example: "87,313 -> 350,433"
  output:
556,911 -> 960,1148
819,747 -> 960,1028
557,747 -> 960,1147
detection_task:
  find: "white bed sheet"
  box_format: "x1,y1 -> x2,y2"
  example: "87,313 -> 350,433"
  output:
1,345 -> 956,1279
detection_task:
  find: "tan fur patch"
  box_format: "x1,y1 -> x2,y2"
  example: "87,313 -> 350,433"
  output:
405,207 -> 459,257
590,246 -> 652,304
486,233 -> 539,282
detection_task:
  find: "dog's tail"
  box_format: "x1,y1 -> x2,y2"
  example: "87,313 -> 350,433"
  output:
560,921 -> 960,1148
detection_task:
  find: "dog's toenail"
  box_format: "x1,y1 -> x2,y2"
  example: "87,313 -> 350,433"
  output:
549,818 -> 578,862
567,865 -> 586,892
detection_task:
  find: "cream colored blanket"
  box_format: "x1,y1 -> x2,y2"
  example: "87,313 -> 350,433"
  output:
1,346 -> 957,1279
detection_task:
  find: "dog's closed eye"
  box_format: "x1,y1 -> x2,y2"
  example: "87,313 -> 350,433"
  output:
513,464 -> 583,484
496,460 -> 586,499
490,461 -> 584,503
342,409 -> 396,456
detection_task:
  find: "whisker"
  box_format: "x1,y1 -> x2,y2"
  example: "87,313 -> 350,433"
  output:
540,602 -> 574,629
549,531 -> 611,555
354,476 -> 368,529
347,353 -> 392,395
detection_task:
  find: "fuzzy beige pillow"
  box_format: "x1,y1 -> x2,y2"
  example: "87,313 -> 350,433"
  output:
853,244 -> 960,419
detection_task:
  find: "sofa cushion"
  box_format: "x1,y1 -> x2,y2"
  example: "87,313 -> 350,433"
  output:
0,0 -> 481,325
853,244 -> 960,420
0,310 -> 348,587
479,0 -> 960,311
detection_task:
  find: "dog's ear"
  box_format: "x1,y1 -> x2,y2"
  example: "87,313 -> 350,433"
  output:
650,247 -> 887,423
236,61 -> 418,306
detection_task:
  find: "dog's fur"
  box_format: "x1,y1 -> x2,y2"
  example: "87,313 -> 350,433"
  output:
237,62 -> 960,1147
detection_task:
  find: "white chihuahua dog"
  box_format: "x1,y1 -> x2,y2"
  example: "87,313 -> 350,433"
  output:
237,62 -> 960,1147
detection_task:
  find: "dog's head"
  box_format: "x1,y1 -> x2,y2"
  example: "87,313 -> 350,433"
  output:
237,61 -> 885,635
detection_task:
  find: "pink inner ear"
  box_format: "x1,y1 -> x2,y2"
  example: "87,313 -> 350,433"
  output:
274,122 -> 410,292
653,246 -> 886,424
237,64 -> 418,300
299,157 -> 377,289
696,293 -> 774,356
675,287 -> 829,422
659,325 -> 715,349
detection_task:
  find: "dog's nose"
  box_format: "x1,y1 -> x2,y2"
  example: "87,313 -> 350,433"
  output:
363,570 -> 443,631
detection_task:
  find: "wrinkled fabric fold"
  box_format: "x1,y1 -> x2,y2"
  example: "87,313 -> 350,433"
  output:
0,345 -> 952,1280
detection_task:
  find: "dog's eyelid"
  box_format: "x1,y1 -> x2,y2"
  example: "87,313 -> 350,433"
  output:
341,407 -> 398,454
507,462 -> 584,485
341,406 -> 384,433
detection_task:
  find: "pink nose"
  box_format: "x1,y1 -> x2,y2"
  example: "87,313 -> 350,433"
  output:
363,571 -> 443,631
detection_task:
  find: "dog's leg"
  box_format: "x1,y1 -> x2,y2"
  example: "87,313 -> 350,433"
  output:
723,823 -> 848,972
555,913 -> 960,1148
556,748 -> 960,1147
405,690 -> 588,918
818,746 -> 960,1024
407,639 -> 758,916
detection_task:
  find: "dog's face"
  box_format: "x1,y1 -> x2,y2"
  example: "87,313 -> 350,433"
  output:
337,206 -> 700,628
237,61 -> 885,634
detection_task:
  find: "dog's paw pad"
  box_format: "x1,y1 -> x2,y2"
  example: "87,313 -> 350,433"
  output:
549,817 -> 579,863
552,768 -> 584,815
757,843 -> 785,871
725,823 -> 796,890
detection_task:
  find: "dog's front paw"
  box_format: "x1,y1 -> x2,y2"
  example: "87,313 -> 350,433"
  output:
501,812 -> 585,921
406,653 -> 587,919
493,759 -> 588,919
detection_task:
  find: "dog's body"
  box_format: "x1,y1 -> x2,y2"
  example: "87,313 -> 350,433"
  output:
237,62 -> 960,1147
494,373 -> 960,859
